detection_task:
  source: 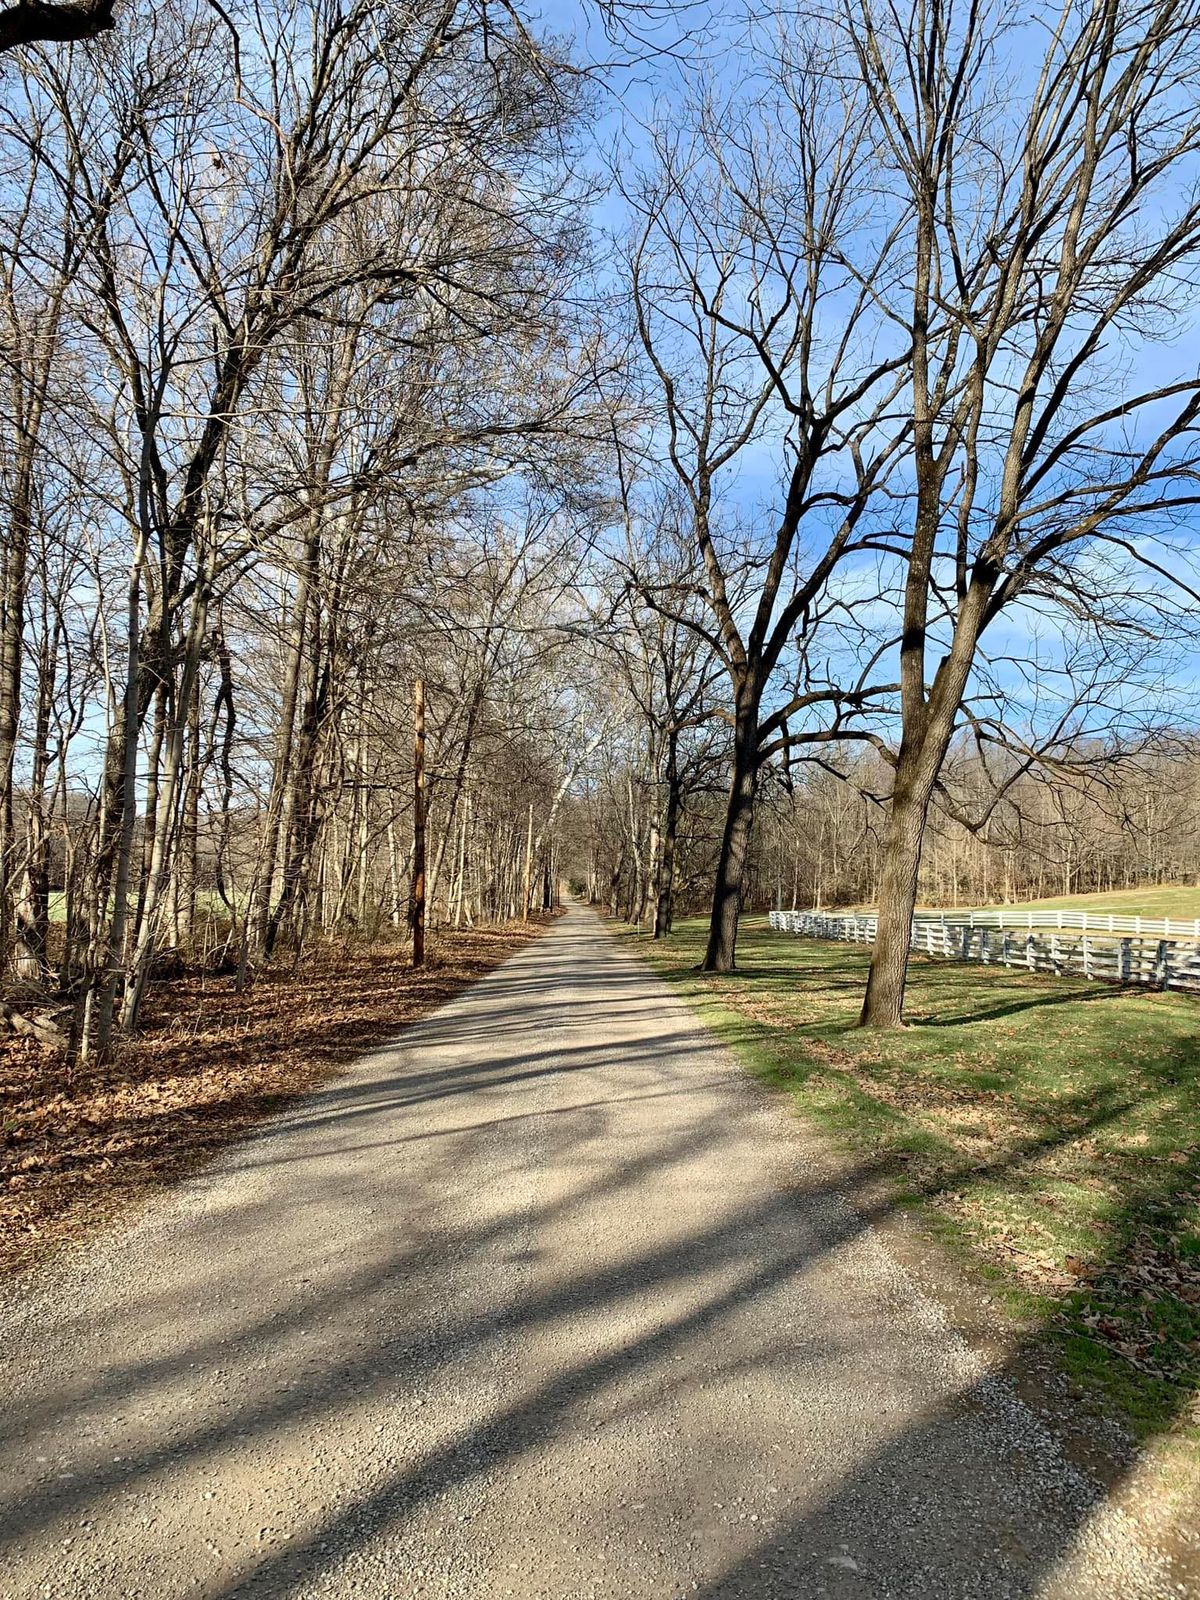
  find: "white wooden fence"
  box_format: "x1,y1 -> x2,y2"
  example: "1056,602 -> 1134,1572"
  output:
767,908 -> 1200,995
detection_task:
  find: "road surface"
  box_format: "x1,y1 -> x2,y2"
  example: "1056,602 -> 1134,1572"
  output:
0,905 -> 1173,1598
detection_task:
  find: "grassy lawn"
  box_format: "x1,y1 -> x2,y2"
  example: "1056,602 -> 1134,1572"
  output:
918,885 -> 1200,921
971,885 -> 1200,920
623,915 -> 1200,1451
827,884 -> 1200,920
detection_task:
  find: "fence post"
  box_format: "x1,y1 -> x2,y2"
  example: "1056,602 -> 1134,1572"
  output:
1119,938 -> 1131,983
1026,934 -> 1036,970
1156,940 -> 1169,989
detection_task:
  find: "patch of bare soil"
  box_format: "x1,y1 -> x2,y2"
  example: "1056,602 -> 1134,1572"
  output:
0,920 -> 550,1278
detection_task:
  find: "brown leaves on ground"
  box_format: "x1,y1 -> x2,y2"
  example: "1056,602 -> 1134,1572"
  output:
0,920 -> 549,1280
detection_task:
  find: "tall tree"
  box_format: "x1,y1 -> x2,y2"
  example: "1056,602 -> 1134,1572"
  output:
625,59 -> 909,969
844,0 -> 1200,1025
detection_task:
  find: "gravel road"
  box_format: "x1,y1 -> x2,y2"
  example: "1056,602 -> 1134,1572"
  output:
0,905 -> 1179,1599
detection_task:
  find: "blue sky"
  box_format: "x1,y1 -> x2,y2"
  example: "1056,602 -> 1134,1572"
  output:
536,0 -> 1200,750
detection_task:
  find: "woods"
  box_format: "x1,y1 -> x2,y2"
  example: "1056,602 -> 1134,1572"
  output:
2,0 -> 1200,1071
0,0 -> 618,1062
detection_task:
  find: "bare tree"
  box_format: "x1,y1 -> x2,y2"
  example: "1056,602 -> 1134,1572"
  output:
838,0 -> 1200,1025
624,56 -> 909,969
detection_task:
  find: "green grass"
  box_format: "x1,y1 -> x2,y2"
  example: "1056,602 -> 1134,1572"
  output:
830,884 -> 1200,920
623,915 -> 1200,1450
967,885 -> 1200,920
45,889 -> 236,924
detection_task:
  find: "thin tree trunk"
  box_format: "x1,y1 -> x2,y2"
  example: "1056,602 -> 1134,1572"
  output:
522,801 -> 533,921
388,817 -> 403,930
13,600 -> 59,980
411,678 -> 426,966
244,523 -> 319,969
121,582 -> 210,1031
653,732 -> 680,939
93,520 -> 152,1059
453,793 -> 469,929
173,665 -> 202,951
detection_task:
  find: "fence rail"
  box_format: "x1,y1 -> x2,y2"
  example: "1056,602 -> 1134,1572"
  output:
767,909 -> 1200,995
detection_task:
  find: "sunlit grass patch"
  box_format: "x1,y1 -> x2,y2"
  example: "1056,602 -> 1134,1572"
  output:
968,885 -> 1200,921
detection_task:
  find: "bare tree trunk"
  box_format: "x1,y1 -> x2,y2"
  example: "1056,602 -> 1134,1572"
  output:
131,681 -> 167,946
93,520 -> 151,1059
121,582 -> 210,1030
244,523 -> 319,970
265,574 -> 327,959
172,665 -> 202,951
453,793 -> 469,929
387,817 -> 403,930
522,801 -> 534,920
354,729 -> 371,928
702,689 -> 758,972
13,594 -> 59,981
426,674 -> 487,914
858,763 -> 936,1027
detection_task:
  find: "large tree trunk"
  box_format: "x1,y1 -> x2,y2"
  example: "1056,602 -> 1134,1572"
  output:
702,690 -> 759,972
857,765 -> 935,1027
860,582 -> 988,1025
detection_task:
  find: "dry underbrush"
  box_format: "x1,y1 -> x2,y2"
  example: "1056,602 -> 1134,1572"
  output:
0,920 -> 549,1278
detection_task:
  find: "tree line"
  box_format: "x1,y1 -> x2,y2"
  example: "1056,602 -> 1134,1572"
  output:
0,0 -> 627,1060
579,736 -> 1200,927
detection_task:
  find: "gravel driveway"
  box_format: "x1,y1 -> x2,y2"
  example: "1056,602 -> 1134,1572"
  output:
0,905 -> 1176,1598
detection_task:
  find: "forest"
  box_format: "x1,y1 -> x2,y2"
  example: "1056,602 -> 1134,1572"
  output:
2,0 -> 1200,1056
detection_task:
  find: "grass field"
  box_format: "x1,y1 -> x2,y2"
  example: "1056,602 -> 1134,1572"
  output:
827,883 -> 1200,924
965,885 -> 1200,921
909,885 -> 1200,921
623,915 -> 1200,1451
45,889 -> 237,925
